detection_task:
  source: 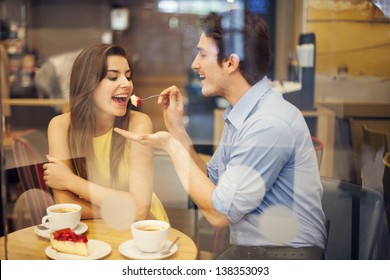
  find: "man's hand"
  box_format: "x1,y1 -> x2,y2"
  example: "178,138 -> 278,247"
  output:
158,86 -> 187,138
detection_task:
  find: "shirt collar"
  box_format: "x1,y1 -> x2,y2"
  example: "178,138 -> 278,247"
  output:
224,76 -> 271,129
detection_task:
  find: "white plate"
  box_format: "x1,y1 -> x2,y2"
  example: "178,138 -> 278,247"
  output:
119,239 -> 178,260
35,222 -> 88,240
45,239 -> 111,260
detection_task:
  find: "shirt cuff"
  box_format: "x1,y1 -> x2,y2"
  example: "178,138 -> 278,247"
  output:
212,181 -> 238,217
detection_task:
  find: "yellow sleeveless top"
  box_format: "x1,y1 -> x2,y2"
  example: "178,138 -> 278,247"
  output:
91,129 -> 169,223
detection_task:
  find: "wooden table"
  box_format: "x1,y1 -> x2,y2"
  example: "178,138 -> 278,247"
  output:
316,99 -> 390,119
0,219 -> 197,260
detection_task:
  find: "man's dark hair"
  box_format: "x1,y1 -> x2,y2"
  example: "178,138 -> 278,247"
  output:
201,10 -> 271,85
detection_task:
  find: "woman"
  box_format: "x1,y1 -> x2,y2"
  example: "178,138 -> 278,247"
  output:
43,44 -> 168,222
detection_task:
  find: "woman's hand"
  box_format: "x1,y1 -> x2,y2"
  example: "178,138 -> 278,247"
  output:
43,155 -> 75,191
113,128 -> 174,152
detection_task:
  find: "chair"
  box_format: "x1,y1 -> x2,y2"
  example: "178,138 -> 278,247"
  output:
321,176 -> 385,259
197,212 -> 230,258
12,129 -> 51,194
380,152 -> 390,258
153,150 -> 231,258
196,153 -> 231,258
383,152 -> 390,232
11,129 -> 54,230
12,188 -> 55,230
361,125 -> 390,232
153,150 -> 198,246
153,149 -> 190,209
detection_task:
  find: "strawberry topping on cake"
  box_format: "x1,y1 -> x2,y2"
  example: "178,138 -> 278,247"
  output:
50,228 -> 88,256
130,94 -> 141,107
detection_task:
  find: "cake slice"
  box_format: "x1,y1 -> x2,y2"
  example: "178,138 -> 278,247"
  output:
50,228 -> 88,256
130,94 -> 141,107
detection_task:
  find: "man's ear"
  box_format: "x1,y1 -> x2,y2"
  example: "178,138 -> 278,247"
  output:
226,54 -> 240,73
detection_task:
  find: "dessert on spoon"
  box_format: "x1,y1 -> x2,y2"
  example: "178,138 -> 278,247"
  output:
130,94 -> 159,107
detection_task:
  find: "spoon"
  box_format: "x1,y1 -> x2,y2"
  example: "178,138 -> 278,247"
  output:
140,94 -> 159,101
130,94 -> 159,107
36,224 -> 49,231
160,236 -> 180,255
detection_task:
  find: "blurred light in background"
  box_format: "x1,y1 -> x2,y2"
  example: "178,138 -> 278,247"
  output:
158,0 -> 244,15
110,8 -> 130,31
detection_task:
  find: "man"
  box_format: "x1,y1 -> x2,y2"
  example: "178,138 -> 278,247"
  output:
115,9 -> 327,259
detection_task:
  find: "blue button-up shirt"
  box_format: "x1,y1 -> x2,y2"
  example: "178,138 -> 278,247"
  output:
208,77 -> 327,248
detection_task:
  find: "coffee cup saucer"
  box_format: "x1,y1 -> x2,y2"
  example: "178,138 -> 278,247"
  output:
34,222 -> 88,240
119,239 -> 177,260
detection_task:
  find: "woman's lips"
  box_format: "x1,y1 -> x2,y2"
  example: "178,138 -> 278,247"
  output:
112,94 -> 128,105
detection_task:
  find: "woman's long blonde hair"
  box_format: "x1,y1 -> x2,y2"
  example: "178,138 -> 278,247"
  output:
68,44 -> 132,186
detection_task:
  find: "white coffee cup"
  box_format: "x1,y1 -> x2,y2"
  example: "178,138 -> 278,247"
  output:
131,220 -> 170,253
41,203 -> 81,230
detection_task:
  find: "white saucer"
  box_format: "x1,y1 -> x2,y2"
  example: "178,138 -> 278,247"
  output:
35,222 -> 88,240
119,239 -> 178,260
45,239 -> 111,260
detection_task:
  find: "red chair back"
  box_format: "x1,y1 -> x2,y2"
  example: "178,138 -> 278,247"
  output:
11,129 -> 54,228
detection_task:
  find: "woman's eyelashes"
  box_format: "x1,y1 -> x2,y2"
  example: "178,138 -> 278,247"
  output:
107,76 -> 132,81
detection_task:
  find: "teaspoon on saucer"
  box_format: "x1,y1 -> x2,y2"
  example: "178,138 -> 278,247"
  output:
160,236 -> 180,255
36,225 -> 50,231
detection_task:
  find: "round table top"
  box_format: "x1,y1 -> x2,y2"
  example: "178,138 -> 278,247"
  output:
0,219 -> 198,260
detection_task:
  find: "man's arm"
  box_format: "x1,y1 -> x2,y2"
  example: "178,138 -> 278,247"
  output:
114,128 -> 229,227
158,85 -> 208,175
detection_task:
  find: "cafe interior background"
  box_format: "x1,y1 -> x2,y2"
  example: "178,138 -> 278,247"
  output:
0,0 -> 389,260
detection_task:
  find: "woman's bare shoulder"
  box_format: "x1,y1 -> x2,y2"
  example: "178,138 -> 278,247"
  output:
129,110 -> 153,133
130,110 -> 152,122
48,113 -> 71,131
